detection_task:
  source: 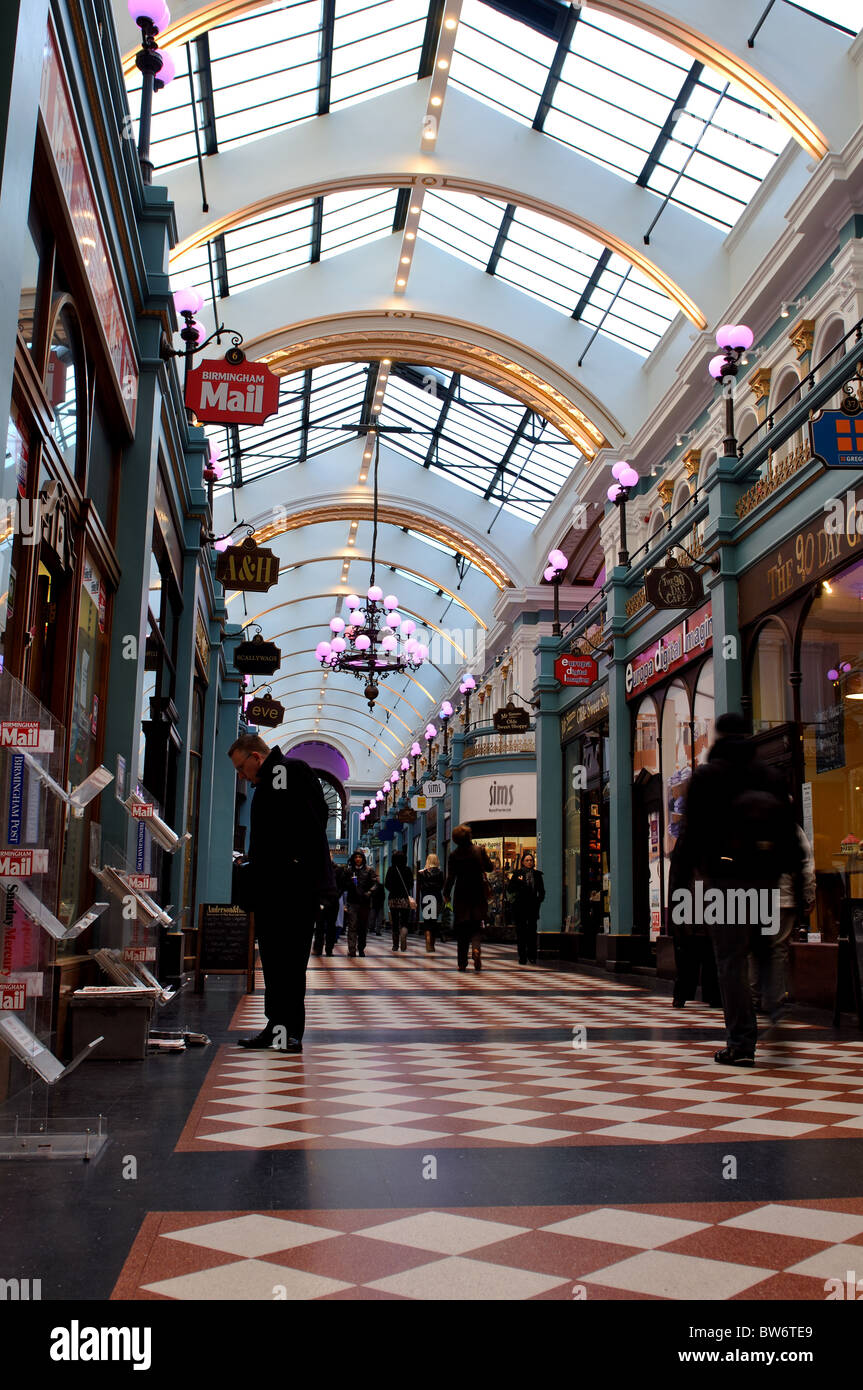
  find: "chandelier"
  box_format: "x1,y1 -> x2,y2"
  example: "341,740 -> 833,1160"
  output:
313,420 -> 429,710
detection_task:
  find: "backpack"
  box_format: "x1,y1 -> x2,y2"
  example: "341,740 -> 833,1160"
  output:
720,784 -> 798,884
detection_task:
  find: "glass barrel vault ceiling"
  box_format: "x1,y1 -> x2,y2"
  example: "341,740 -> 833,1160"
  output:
205,362 -> 581,523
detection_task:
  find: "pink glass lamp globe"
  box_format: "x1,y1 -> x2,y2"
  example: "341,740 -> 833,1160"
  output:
544,566 -> 557,582
401,619 -> 416,637
547,548 -> 567,571
129,1 -> 170,32
208,463 -> 223,480
387,612 -> 401,627
367,585 -> 383,602
214,537 -> 230,553
440,700 -> 453,718
716,323 -> 754,352
208,439 -> 221,464
329,617 -> 345,633
383,595 -> 399,610
154,47 -> 176,85
355,634 -> 371,651
346,594 -> 361,610
401,757 -> 410,771
410,741 -> 422,757
611,462 -> 629,481
463,674 -> 476,690
415,644 -> 429,662
708,354 -> 728,380
172,286 -> 203,317
330,637 -> 346,653
841,662 -> 852,673
381,635 -> 397,653
375,791 -> 383,802
403,638 -> 418,655
315,641 -> 332,659
828,669 -> 840,682
607,484 -> 623,502
425,724 -> 437,740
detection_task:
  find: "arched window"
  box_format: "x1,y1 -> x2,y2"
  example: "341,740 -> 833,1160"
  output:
750,618 -> 793,732
694,659 -> 715,764
735,409 -> 758,459
672,481 -> 691,518
815,316 -> 847,381
45,299 -> 85,480
634,695 -> 659,778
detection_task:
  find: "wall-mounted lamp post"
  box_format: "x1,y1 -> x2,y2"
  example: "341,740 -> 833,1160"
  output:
439,700 -> 453,756
708,323 -> 754,458
543,548 -> 568,635
607,463 -> 640,569
410,740 -> 422,785
458,675 -> 476,731
128,1 -> 174,185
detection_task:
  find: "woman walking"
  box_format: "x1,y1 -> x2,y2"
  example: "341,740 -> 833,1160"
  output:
385,850 -> 415,952
508,851 -> 545,965
417,852 -> 445,953
443,825 -> 489,972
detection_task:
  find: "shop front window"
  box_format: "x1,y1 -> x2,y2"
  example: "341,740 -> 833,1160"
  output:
1,411 -> 29,669
800,565 -> 863,942
58,554 -> 110,933
751,620 -> 792,733
45,304 -> 82,476
662,680 -> 692,899
694,659 -> 715,764
634,696 -> 659,777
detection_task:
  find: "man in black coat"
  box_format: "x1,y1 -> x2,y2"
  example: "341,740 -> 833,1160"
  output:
672,713 -> 801,1065
229,735 -> 334,1050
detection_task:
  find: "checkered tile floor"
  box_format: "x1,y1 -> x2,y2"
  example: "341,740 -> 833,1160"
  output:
230,943 -> 816,1033
176,1039 -> 863,1151
111,1200 -> 863,1301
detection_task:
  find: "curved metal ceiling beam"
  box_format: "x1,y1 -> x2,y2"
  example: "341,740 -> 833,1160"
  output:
246,497 -> 518,593
229,559 -> 490,628
124,0 -> 827,162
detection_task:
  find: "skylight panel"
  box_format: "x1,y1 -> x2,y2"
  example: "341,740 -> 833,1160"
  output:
449,0 -> 556,123
330,0 -> 428,108
126,43 -> 196,170
418,191 -> 506,269
222,202 -> 315,291
207,0 -> 320,148
319,188 -> 399,258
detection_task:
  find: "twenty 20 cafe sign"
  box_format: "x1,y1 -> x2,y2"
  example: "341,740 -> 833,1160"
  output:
625,602 -> 712,699
185,358 -> 280,426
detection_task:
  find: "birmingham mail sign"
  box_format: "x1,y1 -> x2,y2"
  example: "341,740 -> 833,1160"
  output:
185,358 -> 280,426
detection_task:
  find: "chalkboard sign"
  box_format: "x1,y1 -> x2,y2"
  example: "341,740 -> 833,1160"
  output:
195,903 -> 254,994
835,898 -> 863,1028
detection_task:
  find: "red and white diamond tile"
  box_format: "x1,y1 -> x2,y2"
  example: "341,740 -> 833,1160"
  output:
176,1039 -> 863,1151
111,1200 -> 863,1301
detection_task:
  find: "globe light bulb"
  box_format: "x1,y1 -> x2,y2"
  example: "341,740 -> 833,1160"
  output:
214,537 -> 230,553
367,585 -> 383,602
547,548 -> 567,571
415,644 -> 429,662
355,634 -> 371,651
716,323 -> 754,352
330,637 -> 346,653
346,594 -> 361,610
404,638 -> 418,655
381,635 -> 397,653
828,668 -> 840,681
611,462 -> 629,481
154,46 -> 176,85
708,354 -> 727,380
410,742 -> 422,757
388,612 -> 401,627
440,700 -> 453,718
620,466 -> 639,489
172,286 -> 203,316
607,485 -> 623,502
401,619 -> 416,637
544,566 -> 557,582
330,617 -> 345,633
315,641 -> 332,659
841,662 -> 852,673
383,595 -> 399,610
426,724 -> 437,740
401,758 -> 410,770
463,675 -> 476,690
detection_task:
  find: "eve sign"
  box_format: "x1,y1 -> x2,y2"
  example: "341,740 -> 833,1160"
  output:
185,358 -> 279,426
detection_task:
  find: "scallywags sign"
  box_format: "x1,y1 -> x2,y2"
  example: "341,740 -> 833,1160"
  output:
185,359 -> 279,426
625,602 -> 712,699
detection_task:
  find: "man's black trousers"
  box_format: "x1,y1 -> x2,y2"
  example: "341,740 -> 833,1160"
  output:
253,904 -> 315,1041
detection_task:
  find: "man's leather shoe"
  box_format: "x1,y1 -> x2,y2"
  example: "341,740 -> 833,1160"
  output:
714,1047 -> 755,1067
284,1038 -> 302,1053
237,1030 -> 274,1049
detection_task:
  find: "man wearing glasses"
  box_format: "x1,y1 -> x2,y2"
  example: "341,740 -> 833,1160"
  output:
228,734 -> 333,1051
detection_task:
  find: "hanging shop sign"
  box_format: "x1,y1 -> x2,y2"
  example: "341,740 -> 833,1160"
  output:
561,683 -> 609,743
40,18 -> 138,430
422,780 -> 445,798
398,808 -> 418,824
410,795 -> 428,812
185,357 -> 280,426
216,537 -> 280,592
644,557 -> 704,611
493,702 -> 531,733
554,655 -> 598,687
810,407 -> 863,468
625,602 -> 712,700
233,635 -> 282,676
245,696 -> 285,728
459,773 -> 537,822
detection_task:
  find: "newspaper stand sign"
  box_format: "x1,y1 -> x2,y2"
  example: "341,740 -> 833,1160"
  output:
554,655 -> 598,687
185,357 -> 279,426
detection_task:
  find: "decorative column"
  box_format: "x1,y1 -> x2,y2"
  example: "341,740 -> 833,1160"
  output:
195,624 -> 243,907
535,635 -> 563,934
749,368 -> 772,428
702,455 -> 744,717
